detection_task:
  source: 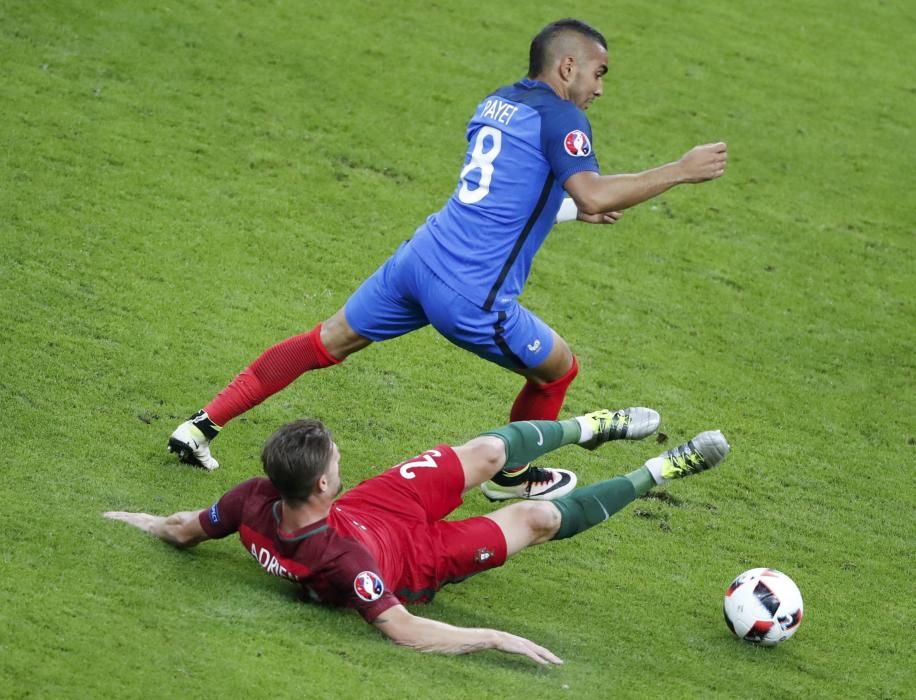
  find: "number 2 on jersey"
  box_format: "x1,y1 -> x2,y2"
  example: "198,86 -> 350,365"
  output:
399,450 -> 442,480
458,126 -> 502,204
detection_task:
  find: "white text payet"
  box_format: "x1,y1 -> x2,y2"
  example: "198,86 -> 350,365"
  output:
480,99 -> 518,125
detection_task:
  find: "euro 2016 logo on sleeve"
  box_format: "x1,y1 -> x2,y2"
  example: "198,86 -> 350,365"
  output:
353,571 -> 385,602
564,130 -> 592,157
474,547 -> 494,564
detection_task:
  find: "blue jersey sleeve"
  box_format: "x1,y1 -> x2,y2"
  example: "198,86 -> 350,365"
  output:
540,103 -> 600,185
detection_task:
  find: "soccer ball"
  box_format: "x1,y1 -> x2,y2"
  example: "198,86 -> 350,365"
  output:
723,568 -> 803,646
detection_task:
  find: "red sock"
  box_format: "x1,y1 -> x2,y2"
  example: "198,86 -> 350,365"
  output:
500,356 -> 579,476
204,324 -> 341,427
509,355 -> 579,422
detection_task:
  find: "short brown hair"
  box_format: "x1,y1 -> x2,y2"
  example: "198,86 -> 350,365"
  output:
261,419 -> 334,501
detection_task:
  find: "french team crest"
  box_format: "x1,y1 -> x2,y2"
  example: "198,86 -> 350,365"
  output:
353,571 -> 384,602
564,130 -> 592,157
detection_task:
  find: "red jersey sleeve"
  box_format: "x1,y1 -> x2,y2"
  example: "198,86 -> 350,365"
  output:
322,547 -> 400,623
198,477 -> 261,539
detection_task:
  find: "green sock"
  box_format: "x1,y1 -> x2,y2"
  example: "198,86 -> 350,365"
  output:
625,465 -> 656,497
552,473 -> 647,540
481,419 -> 581,472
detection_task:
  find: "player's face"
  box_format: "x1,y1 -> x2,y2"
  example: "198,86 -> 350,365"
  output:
569,41 -> 608,110
324,442 -> 343,497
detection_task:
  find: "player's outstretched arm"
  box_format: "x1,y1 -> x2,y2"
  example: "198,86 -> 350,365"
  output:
372,604 -> 562,665
103,510 -> 211,549
565,142 -> 728,214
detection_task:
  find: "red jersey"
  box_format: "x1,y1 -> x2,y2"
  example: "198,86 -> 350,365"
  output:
197,445 -> 507,622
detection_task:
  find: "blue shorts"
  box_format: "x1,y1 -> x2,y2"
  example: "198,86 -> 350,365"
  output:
344,242 -> 555,370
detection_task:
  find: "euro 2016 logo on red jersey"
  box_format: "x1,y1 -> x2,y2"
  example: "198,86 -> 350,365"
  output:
354,571 -> 384,602
564,130 -> 592,157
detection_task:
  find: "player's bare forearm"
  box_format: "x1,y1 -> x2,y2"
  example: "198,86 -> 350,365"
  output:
372,604 -> 562,665
590,165 -> 683,212
566,142 -> 727,214
103,510 -> 210,548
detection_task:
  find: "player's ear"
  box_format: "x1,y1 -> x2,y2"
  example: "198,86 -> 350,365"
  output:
316,473 -> 329,494
560,54 -> 575,81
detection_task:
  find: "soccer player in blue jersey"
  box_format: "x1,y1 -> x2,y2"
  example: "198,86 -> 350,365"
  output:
169,19 -> 728,500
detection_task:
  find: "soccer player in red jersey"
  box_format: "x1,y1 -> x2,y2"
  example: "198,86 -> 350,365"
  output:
166,18 -> 727,501
113,410 -> 730,663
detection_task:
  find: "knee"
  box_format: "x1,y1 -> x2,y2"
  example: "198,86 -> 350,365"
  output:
525,337 -> 576,385
454,436 -> 508,485
553,336 -> 573,365
551,340 -> 576,380
470,437 -> 507,475
521,502 -> 561,540
320,310 -> 370,358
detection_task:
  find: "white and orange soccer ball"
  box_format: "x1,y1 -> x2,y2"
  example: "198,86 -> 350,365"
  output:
723,568 -> 804,646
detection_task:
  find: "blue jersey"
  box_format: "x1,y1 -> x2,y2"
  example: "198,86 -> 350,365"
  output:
409,78 -> 600,311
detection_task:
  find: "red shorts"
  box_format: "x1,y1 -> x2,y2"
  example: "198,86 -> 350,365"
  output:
337,444 -> 508,603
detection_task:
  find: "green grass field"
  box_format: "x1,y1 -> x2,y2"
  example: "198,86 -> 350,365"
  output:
2,1 -> 913,698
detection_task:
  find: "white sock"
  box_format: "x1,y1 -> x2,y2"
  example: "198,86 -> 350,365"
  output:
575,415 -> 595,443
644,457 -> 666,484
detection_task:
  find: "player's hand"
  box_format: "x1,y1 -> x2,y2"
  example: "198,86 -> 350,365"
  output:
491,631 -> 564,665
577,209 -> 623,225
103,511 -> 161,534
677,142 -> 728,183
105,510 -> 209,548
